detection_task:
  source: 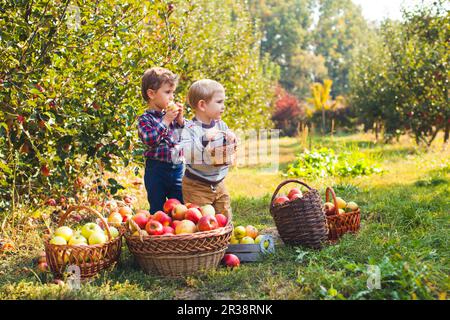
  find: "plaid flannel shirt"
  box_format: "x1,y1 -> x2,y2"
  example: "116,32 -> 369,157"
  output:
137,109 -> 185,163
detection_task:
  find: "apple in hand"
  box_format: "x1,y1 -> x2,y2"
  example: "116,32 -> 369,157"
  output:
163,198 -> 181,214
197,215 -> 219,232
88,230 -> 108,245
185,208 -> 202,224
68,234 -> 88,246
81,223 -> 103,240
145,220 -> 164,235
175,220 -> 197,234
172,204 -> 188,220
200,204 -> 215,217
132,213 -> 149,230
215,214 -> 228,227
54,226 -> 74,242
273,196 -> 289,206
153,211 -> 172,226
222,254 -> 240,268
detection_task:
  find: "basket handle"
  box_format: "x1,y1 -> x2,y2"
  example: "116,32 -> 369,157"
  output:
325,187 -> 339,215
270,179 -> 313,208
58,205 -> 112,240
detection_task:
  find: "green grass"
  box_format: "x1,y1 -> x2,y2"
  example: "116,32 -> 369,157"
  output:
1,133 -> 449,300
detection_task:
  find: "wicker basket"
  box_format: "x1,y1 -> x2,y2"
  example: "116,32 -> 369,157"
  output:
205,130 -> 237,166
324,187 -> 361,241
270,180 -> 328,249
44,205 -> 123,280
124,212 -> 233,277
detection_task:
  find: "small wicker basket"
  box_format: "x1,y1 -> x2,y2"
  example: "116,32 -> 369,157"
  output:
124,212 -> 233,277
324,187 -> 361,241
270,180 -> 328,249
44,205 -> 123,280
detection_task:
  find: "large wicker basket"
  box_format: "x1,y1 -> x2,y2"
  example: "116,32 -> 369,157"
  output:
270,180 -> 328,249
324,187 -> 361,241
44,205 -> 123,280
125,212 -> 233,277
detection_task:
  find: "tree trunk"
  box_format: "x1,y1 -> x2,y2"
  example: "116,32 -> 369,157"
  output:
322,107 -> 326,135
331,118 -> 335,137
375,122 -> 379,142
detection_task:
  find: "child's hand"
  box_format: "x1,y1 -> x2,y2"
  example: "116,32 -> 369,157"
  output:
162,109 -> 178,127
175,102 -> 184,126
225,131 -> 237,144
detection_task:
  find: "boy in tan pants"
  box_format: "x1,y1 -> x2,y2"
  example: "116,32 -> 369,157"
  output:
180,79 -> 236,217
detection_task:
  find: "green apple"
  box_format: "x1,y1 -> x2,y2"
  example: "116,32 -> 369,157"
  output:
240,236 -> 255,244
233,226 -> 246,239
88,230 -> 107,245
81,223 -> 102,239
346,201 -> 359,211
105,226 -> 119,238
230,235 -> 239,244
49,236 -> 67,245
54,226 -> 73,241
68,234 -> 88,246
255,235 -> 270,249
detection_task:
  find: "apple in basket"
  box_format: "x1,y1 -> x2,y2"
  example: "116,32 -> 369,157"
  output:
288,188 -> 303,201
273,196 -> 289,206
185,208 -> 202,224
162,226 -> 175,235
54,226 -> 74,242
145,220 -> 164,235
68,234 -> 88,246
163,198 -> 181,215
197,215 -> 219,232
186,202 -> 200,209
153,211 -> 172,226
200,204 -> 215,217
81,223 -> 103,240
132,213 -> 149,230
222,254 -> 240,268
106,226 -> 120,238
323,202 -> 336,216
172,204 -> 188,220
346,201 -> 359,212
335,197 -> 347,209
215,214 -> 227,227
118,206 -> 133,217
108,212 -> 123,226
88,230 -> 107,245
175,220 -> 197,234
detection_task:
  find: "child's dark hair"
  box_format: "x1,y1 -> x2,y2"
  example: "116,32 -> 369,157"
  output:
141,67 -> 178,101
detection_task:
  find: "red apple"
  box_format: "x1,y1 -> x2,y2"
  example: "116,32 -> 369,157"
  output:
185,208 -> 202,224
135,209 -> 150,218
222,254 -> 240,268
163,198 -> 181,214
215,214 -> 228,227
289,193 -> 303,201
200,204 -> 216,217
132,213 -> 149,230
288,188 -> 302,200
323,202 -> 336,216
273,196 -> 289,206
122,214 -> 132,223
153,211 -> 172,226
197,215 -> 219,232
171,220 -> 181,230
172,204 -> 188,220
46,198 -> 57,206
40,165 -> 50,177
175,220 -> 197,234
118,206 -> 133,217
145,220 -> 164,235
162,226 -> 175,235
186,203 -> 200,209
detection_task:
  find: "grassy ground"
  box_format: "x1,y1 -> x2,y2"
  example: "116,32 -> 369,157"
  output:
0,133 -> 449,300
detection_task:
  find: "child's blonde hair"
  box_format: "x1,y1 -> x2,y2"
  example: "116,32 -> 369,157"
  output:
141,67 -> 178,102
187,79 -> 224,109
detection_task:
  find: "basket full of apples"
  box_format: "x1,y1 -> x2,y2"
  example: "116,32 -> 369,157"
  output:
124,199 -> 233,277
270,180 -> 328,249
323,187 -> 361,241
43,205 -> 123,280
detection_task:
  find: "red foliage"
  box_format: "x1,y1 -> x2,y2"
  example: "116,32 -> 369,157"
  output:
272,86 -> 303,121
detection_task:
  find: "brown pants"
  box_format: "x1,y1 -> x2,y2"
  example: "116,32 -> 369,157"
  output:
182,176 -> 232,217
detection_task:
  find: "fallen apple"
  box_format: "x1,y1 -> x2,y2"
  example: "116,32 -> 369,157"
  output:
38,262 -> 48,272
222,254 -> 240,268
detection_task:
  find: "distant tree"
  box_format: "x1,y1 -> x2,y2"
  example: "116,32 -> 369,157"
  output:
271,85 -> 306,136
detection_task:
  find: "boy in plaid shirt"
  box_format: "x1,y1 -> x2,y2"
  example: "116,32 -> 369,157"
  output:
137,67 -> 185,213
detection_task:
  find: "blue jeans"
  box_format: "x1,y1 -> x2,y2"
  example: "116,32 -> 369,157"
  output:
144,159 -> 184,214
